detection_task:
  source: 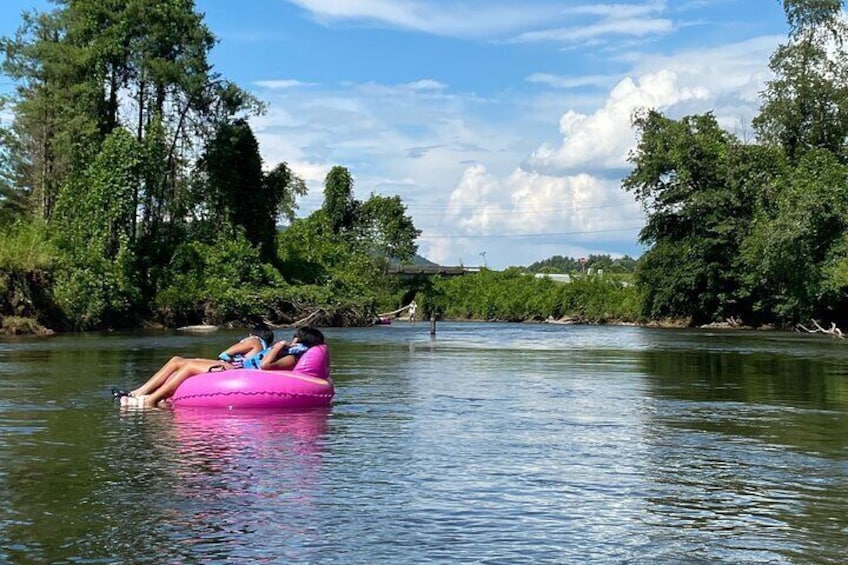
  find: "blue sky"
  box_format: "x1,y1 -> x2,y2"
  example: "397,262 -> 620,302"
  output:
1,1 -> 795,268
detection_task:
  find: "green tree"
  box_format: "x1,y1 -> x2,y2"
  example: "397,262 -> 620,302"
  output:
753,0 -> 848,162
52,128 -> 144,328
358,194 -> 421,261
322,166 -> 357,234
742,149 -> 848,324
623,111 -> 779,323
527,255 -> 580,273
1,7 -> 100,220
199,119 -> 306,264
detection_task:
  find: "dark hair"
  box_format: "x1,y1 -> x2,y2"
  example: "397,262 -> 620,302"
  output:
250,323 -> 275,347
295,326 -> 325,347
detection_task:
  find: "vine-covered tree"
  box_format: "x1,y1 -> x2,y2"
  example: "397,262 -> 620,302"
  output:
322,166 -> 357,234
200,119 -> 306,264
51,128 -> 145,328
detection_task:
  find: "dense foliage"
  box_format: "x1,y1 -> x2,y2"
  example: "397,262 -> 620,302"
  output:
0,1 -> 420,331
427,269 -> 639,324
624,0 -> 848,328
1,0 -> 847,333
527,254 -> 637,274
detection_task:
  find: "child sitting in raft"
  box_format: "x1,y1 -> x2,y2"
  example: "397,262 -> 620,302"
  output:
117,325 -> 325,408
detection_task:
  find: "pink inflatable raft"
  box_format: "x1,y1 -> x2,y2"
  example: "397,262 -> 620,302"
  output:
170,344 -> 333,409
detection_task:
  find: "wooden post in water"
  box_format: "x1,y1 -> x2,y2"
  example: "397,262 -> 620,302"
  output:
429,312 -> 436,336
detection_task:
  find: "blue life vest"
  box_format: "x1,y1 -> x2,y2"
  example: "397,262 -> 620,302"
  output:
241,343 -> 309,369
218,336 -> 271,369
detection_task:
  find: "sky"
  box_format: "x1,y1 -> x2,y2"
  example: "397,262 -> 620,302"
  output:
0,0 -> 796,269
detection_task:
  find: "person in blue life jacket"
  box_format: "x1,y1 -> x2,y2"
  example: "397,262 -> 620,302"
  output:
259,326 -> 325,371
115,323 -> 275,408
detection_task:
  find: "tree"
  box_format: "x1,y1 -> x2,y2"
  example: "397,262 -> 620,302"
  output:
753,0 -> 848,162
322,166 -> 357,234
264,161 -> 308,226
199,119 -> 307,264
318,166 -> 419,260
1,0 -> 258,247
741,149 -> 848,324
358,194 -> 420,261
623,110 -> 780,323
51,128 -> 144,328
0,7 -> 101,220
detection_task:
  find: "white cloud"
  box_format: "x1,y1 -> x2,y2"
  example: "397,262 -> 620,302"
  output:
511,0 -> 672,44
529,70 -> 709,174
422,35 -> 779,266
402,79 -> 448,91
445,165 -> 640,235
285,0 -> 565,38
285,0 -> 680,46
564,0 -> 667,20
526,73 -> 617,89
514,17 -> 672,43
246,24 -> 779,267
254,79 -> 317,89
248,77 -> 531,225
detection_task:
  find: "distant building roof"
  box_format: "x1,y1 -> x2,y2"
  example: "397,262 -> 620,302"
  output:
534,273 -> 571,283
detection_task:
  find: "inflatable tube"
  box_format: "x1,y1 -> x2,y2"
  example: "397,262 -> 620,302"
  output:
170,344 -> 333,409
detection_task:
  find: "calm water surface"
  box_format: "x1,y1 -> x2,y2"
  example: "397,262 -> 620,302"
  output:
1,323 -> 847,563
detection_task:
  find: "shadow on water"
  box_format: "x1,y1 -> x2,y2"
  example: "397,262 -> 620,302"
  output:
634,332 -> 848,563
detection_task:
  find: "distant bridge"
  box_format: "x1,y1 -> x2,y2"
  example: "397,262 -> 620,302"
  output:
387,265 -> 480,276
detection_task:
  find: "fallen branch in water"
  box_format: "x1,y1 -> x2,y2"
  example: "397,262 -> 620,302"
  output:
796,319 -> 845,339
377,304 -> 411,318
264,308 -> 324,329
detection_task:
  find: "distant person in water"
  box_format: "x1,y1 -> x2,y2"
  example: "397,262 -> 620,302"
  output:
408,300 -> 418,325
115,325 -> 324,408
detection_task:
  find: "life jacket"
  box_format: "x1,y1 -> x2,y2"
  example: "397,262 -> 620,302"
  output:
218,336 -> 270,368
238,342 -> 310,370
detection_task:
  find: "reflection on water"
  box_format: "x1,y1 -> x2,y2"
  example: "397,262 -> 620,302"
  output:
112,408 -> 331,563
0,324 -> 847,563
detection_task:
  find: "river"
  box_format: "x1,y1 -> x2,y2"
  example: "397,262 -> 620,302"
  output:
1,323 -> 847,563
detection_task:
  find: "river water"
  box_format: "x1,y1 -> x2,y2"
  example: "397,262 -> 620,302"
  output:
1,322 -> 847,564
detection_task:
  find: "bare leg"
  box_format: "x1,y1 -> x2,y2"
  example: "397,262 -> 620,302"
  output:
142,359 -> 226,407
130,356 -> 187,396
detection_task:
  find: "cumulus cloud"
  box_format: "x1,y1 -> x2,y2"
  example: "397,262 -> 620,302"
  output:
243,7 -> 780,266
430,34 -> 780,266
529,70 -> 709,174
446,164 -> 640,235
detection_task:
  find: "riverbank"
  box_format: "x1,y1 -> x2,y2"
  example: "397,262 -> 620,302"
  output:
1,316 -> 55,336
